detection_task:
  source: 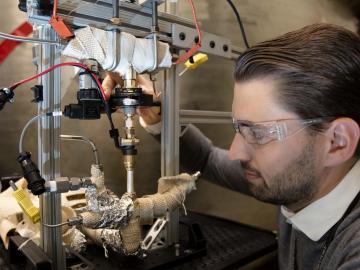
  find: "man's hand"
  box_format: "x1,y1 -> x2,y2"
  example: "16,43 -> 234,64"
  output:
102,72 -> 123,98
102,72 -> 161,126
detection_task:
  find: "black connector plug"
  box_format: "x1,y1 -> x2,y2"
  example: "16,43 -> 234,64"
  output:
17,152 -> 46,196
0,88 -> 14,111
18,0 -> 27,12
63,89 -> 103,119
31,85 -> 43,103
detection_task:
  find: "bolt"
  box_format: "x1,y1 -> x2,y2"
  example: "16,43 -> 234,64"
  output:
179,32 -> 186,41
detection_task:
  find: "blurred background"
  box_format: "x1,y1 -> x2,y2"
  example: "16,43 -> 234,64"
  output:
0,0 -> 358,254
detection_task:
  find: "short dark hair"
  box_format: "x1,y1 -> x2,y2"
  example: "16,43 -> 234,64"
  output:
234,23 -> 360,155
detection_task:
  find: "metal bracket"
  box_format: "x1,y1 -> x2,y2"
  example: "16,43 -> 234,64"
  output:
172,24 -> 232,59
141,217 -> 167,250
180,110 -> 232,125
108,30 -> 121,72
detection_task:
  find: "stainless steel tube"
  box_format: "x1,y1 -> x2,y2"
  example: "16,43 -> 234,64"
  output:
60,135 -> 100,165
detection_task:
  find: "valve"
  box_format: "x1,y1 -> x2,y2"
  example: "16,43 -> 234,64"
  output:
63,60 -> 104,119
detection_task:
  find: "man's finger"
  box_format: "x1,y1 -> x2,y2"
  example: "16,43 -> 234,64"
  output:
107,72 -> 123,85
102,75 -> 116,98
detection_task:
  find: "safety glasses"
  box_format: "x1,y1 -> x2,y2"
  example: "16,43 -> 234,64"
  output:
232,117 -> 328,145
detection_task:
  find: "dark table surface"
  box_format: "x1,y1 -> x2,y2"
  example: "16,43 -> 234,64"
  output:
0,211 -> 278,270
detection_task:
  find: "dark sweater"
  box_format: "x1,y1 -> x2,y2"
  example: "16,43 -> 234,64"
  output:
179,124 -> 360,270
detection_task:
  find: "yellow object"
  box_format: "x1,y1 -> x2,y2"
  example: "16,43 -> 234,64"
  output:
12,188 -> 40,224
185,53 -> 208,69
179,53 -> 209,76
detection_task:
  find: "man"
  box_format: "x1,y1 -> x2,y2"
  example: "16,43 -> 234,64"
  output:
103,23 -> 360,269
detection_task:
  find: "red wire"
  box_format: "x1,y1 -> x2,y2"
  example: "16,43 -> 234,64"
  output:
175,0 -> 202,65
9,62 -> 108,101
53,0 -> 58,18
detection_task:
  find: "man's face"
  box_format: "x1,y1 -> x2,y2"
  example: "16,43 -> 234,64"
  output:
229,78 -> 322,207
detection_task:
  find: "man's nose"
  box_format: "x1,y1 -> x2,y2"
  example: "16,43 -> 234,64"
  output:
228,133 -> 252,161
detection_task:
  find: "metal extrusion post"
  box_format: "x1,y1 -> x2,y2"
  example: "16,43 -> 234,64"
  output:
35,25 -> 65,270
160,0 -> 180,248
161,67 -> 180,245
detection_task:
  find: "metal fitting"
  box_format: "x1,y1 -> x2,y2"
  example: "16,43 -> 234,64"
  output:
123,67 -> 137,89
110,18 -> 122,25
124,155 -> 135,171
45,177 -> 95,193
67,216 -> 83,226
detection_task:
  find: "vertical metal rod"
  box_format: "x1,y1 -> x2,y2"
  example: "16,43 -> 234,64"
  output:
36,25 -> 65,270
149,0 -> 159,72
127,170 -> 135,193
113,0 -> 119,18
152,0 -> 159,30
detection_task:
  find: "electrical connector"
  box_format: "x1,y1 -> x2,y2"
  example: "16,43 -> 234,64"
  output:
9,181 -> 40,224
17,152 -> 46,196
179,53 -> 208,76
0,88 -> 14,111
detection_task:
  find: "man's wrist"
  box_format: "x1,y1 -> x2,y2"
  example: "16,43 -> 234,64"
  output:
139,117 -> 162,135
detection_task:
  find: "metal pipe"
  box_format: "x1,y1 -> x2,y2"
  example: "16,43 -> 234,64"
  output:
0,31 -> 64,45
60,135 -> 100,165
126,169 -> 135,194
152,0 -> 159,31
124,155 -> 135,194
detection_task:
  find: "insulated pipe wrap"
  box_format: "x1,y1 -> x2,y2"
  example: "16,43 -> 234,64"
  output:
134,173 -> 198,225
80,211 -> 102,229
120,217 -> 141,254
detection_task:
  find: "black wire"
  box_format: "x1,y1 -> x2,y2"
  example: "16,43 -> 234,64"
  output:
87,71 -> 120,147
226,0 -> 250,49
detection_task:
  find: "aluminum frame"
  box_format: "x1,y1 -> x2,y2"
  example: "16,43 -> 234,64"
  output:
27,0 -> 243,59
26,1 -> 241,269
34,24 -> 65,270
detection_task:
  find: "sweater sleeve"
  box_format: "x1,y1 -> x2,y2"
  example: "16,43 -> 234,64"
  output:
179,124 -> 251,195
337,231 -> 360,270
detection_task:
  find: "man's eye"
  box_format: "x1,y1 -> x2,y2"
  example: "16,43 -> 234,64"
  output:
251,126 -> 266,139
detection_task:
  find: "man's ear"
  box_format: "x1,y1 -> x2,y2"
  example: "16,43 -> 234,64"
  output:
323,118 -> 360,167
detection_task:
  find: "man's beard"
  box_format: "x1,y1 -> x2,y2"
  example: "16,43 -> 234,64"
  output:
244,139 -> 319,207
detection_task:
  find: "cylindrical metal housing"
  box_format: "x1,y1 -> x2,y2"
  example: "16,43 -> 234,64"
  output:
123,67 -> 137,89
79,59 -> 99,90
124,155 -> 135,194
